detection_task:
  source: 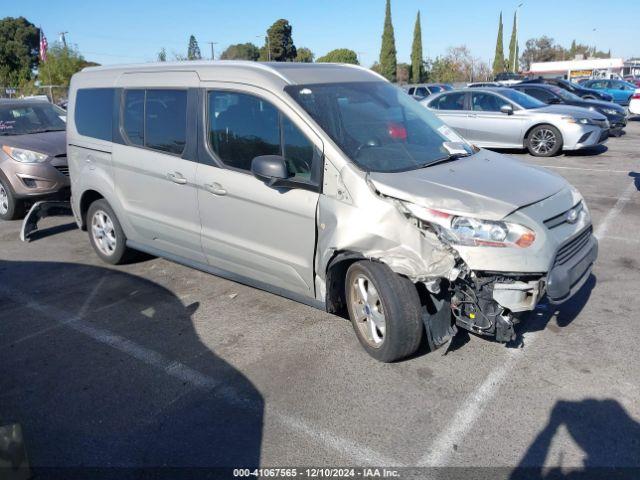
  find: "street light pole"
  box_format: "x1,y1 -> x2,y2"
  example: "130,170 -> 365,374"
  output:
513,3 -> 523,72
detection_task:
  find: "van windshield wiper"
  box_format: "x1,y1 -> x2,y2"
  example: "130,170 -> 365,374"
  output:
421,152 -> 472,169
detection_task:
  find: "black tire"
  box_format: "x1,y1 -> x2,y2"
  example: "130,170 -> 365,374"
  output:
0,177 -> 25,221
86,199 -> 135,265
526,124 -> 563,157
345,261 -> 423,362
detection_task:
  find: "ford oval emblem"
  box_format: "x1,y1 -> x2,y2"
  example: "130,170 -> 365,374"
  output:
567,208 -> 579,224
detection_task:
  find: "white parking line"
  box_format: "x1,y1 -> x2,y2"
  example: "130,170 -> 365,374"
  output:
595,181 -> 637,240
0,284 -> 398,467
419,180 -> 636,467
539,165 -> 631,174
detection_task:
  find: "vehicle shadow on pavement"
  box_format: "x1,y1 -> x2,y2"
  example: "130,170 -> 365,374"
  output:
629,172 -> 640,191
0,260 -> 263,479
509,398 -> 640,479
507,274 -> 596,349
24,221 -> 78,242
563,145 -> 608,157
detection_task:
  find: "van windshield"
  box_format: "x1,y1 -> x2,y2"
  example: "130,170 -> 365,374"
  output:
285,82 -> 471,173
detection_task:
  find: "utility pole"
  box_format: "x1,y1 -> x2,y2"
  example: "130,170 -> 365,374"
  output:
257,35 -> 271,61
59,31 -> 68,48
206,41 -> 218,60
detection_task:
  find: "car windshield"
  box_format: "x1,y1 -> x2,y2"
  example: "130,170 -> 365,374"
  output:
0,103 -> 66,136
549,86 -> 582,102
498,89 -> 546,109
285,82 -> 471,173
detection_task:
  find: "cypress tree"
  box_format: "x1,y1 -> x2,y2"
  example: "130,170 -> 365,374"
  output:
410,11 -> 423,83
507,11 -> 518,72
379,0 -> 397,82
187,35 -> 201,60
492,12 -> 505,75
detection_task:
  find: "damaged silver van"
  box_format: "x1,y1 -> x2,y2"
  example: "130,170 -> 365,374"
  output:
64,62 -> 597,362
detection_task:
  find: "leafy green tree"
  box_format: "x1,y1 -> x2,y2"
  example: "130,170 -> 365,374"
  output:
295,47 -> 314,63
492,12 -> 505,75
157,48 -> 167,62
0,17 -> 39,87
317,48 -> 358,64
187,35 -> 201,60
507,11 -> 518,72
259,19 -> 297,62
410,11 -> 423,83
520,36 -> 565,69
569,39 -> 577,58
37,42 -> 87,87
379,0 -> 397,82
220,43 -> 260,61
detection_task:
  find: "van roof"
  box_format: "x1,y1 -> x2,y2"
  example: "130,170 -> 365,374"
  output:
77,60 -> 386,87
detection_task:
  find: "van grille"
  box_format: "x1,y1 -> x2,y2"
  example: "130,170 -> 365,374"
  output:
54,165 -> 69,176
544,202 -> 583,229
553,227 -> 592,267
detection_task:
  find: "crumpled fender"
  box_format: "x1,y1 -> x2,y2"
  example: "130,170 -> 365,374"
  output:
316,164 -> 455,284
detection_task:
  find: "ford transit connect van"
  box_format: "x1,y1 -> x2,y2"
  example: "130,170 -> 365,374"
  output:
67,62 -> 597,362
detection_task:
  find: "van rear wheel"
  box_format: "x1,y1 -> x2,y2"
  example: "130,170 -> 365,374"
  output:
87,199 -> 135,265
345,261 -> 423,362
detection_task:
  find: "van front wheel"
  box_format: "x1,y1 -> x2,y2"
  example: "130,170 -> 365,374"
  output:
345,261 -> 423,362
87,199 -> 134,265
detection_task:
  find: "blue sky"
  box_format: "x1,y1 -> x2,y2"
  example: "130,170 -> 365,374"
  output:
8,0 -> 640,67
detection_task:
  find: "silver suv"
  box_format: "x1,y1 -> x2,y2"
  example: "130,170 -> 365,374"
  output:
66,62 -> 597,362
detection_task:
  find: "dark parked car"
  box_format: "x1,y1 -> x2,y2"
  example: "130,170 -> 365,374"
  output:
0,99 -> 69,220
520,78 -> 614,102
511,83 -> 627,136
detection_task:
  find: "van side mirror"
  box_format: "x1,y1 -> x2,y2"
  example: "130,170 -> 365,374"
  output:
251,155 -> 292,186
500,104 -> 514,115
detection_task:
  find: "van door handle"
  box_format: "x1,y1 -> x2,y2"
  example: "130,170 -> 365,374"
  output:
204,182 -> 227,196
167,172 -> 187,185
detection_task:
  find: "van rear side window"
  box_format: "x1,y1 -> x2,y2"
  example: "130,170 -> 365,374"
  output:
75,88 -> 114,141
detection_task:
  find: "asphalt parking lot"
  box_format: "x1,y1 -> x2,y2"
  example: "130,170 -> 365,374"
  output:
1,120 -> 639,479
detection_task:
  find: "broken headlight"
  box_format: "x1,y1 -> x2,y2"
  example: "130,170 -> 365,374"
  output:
403,203 -> 536,248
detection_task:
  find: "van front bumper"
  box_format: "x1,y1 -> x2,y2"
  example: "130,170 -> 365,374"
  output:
546,233 -> 598,304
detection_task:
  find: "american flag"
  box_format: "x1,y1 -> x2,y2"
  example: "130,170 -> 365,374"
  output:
39,28 -> 48,62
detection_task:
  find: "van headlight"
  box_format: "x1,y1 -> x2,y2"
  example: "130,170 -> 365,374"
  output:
2,145 -> 49,163
403,203 -> 536,248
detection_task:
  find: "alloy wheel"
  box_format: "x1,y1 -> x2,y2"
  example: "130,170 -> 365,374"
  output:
350,274 -> 386,347
91,209 -> 117,256
0,184 -> 8,215
531,128 -> 557,155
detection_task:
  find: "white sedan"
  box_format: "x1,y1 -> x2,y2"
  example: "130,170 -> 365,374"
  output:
629,89 -> 640,116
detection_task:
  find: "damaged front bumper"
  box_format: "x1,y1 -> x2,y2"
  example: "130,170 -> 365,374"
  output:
451,228 -> 598,342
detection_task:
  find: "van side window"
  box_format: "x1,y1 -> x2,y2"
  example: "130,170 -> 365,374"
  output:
145,90 -> 187,155
122,90 -> 144,146
282,116 -> 315,182
75,88 -> 114,141
209,91 -> 280,171
208,91 -> 319,184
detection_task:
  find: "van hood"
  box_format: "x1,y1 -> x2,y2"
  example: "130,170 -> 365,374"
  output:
368,149 -> 567,220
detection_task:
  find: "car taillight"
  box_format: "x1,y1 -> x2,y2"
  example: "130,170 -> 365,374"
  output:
632,92 -> 640,100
